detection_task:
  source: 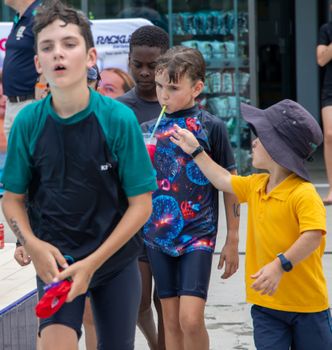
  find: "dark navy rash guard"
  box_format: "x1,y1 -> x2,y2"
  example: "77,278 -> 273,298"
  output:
2,89 -> 157,287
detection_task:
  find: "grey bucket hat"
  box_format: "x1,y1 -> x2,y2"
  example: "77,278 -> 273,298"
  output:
240,99 -> 323,181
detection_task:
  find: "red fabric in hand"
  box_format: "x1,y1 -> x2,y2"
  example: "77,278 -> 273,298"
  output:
35,280 -> 73,318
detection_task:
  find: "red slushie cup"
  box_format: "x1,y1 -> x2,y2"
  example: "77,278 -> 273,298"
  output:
143,133 -> 157,162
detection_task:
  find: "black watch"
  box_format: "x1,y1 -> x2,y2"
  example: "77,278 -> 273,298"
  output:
277,253 -> 293,272
190,145 -> 204,159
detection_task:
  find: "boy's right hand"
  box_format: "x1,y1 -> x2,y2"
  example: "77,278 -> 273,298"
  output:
25,239 -> 69,283
170,124 -> 201,155
14,246 -> 32,266
53,258 -> 96,302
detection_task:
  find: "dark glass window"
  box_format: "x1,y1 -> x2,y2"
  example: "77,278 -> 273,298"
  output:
1,2 -> 15,21
87,1 -> 165,25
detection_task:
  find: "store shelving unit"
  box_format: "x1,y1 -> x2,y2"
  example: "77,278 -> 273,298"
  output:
167,0 -> 252,173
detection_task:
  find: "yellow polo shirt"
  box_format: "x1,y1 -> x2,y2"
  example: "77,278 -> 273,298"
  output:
231,173 -> 328,312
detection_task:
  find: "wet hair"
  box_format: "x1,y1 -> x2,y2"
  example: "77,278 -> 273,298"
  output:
155,46 -> 205,84
33,0 -> 94,51
129,25 -> 169,54
101,68 -> 135,93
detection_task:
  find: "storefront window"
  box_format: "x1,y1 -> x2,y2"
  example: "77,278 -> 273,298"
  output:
86,0 -> 167,29
169,0 -> 252,173
0,3 -> 15,22
86,0 -> 123,19
66,0 -> 81,9
0,0 -> 252,174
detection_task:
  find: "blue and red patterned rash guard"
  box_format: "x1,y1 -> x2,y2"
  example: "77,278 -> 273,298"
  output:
141,105 -> 236,257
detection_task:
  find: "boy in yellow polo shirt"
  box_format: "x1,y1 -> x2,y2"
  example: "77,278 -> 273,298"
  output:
170,99 -> 332,350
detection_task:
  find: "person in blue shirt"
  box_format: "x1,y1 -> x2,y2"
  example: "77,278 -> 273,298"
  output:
2,0 -> 42,138
141,46 -> 240,350
1,2 -> 157,349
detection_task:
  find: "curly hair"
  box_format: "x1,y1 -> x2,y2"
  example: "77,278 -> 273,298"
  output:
129,25 -> 169,53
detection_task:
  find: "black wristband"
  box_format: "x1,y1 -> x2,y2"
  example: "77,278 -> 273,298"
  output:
190,145 -> 204,159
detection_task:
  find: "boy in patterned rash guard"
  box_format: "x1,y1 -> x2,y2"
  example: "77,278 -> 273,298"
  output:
1,2 -> 156,349
117,24 -> 170,350
141,46 -> 240,350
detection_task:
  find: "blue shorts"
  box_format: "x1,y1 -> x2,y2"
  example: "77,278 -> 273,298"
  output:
321,89 -> 332,108
37,259 -> 141,350
146,248 -> 213,300
251,305 -> 332,350
138,244 -> 149,263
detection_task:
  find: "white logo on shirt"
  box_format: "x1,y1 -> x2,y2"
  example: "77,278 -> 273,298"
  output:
100,163 -> 112,171
16,26 -> 26,40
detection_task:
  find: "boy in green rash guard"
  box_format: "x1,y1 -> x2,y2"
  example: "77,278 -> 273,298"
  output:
12,64 -> 102,350
1,1 -> 157,349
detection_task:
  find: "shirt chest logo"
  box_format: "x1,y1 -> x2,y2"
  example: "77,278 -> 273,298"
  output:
100,163 -> 112,171
16,26 -> 26,40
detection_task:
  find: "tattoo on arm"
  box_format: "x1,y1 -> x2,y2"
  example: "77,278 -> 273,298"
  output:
232,204 -> 240,218
9,218 -> 26,246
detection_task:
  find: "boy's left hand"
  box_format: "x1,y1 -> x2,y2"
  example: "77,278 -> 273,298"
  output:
170,124 -> 200,154
53,259 -> 96,302
250,259 -> 283,296
218,241 -> 239,279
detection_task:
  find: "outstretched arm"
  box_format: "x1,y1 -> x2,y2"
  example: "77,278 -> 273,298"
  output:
170,124 -> 234,194
218,170 -> 240,279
